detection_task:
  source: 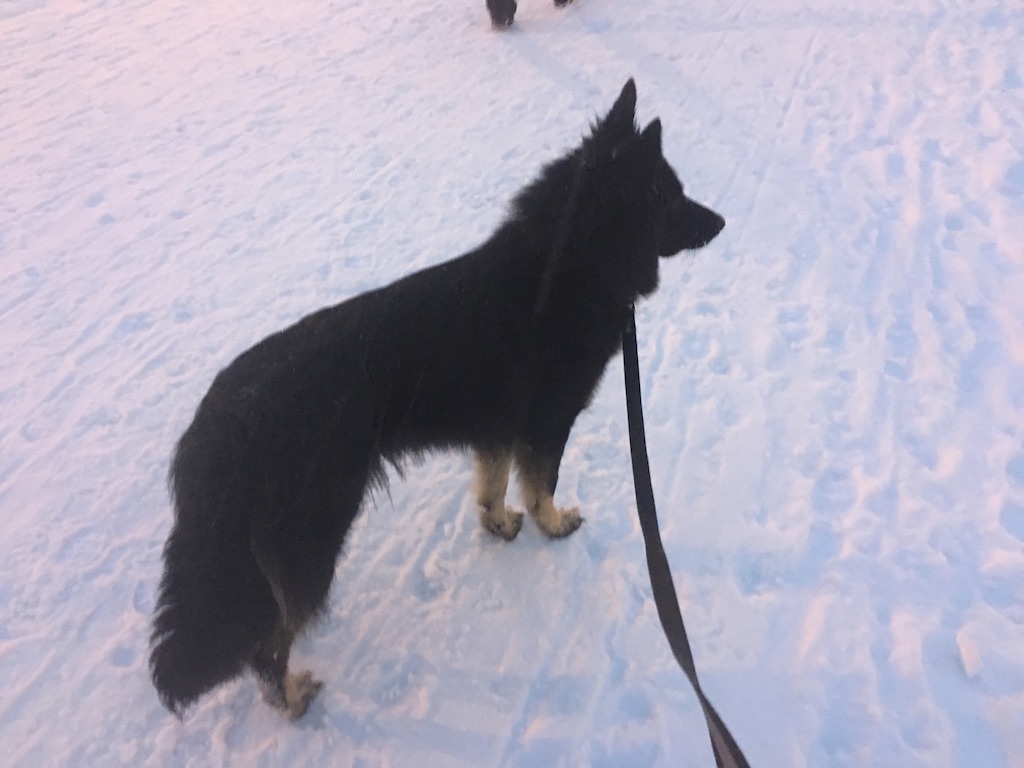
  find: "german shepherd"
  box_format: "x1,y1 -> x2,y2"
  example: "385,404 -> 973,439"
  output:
151,79 -> 725,719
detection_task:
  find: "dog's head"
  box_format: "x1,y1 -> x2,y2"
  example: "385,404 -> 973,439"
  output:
585,79 -> 726,295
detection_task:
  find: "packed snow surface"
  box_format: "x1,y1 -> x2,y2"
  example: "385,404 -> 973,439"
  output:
1,0 -> 1022,765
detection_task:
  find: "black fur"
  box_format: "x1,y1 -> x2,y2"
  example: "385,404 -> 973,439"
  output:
487,0 -> 517,28
150,79 -> 725,718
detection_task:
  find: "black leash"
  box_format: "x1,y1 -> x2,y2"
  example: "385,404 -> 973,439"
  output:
622,306 -> 752,768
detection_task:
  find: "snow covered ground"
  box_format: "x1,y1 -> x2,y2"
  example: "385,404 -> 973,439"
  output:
2,0 -> 1022,765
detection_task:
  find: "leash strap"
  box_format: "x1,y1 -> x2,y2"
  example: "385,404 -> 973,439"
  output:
622,306 -> 752,768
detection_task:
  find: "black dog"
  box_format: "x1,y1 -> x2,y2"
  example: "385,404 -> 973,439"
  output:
487,0 -> 573,29
150,79 -> 725,720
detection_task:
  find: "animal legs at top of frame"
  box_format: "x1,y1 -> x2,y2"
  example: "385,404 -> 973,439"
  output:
487,0 -> 576,30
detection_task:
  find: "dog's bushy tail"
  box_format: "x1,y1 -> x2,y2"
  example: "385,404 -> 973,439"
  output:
150,517 -> 275,715
150,435 -> 278,715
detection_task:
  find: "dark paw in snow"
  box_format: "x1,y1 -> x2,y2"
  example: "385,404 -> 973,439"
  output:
488,0 -> 517,28
554,0 -> 574,6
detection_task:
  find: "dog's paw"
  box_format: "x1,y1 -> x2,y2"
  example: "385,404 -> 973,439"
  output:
284,670 -> 324,721
535,507 -> 584,539
259,679 -> 287,710
554,0 -> 574,7
480,506 -> 525,541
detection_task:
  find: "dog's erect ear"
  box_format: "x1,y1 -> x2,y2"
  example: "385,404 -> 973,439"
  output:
641,118 -> 662,154
611,78 -> 637,122
598,78 -> 637,139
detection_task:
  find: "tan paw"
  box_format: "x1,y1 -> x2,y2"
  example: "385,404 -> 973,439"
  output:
533,506 -> 584,539
480,505 -> 525,541
285,670 -> 324,720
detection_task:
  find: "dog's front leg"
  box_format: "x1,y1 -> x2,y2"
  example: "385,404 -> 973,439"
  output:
514,435 -> 583,539
474,447 -> 524,541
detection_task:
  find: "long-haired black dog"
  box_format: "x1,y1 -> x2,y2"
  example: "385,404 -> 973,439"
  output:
151,79 -> 725,720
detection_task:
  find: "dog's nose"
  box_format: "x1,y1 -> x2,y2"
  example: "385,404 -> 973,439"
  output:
696,207 -> 725,246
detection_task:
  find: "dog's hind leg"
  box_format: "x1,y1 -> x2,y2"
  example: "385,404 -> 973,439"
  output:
514,432 -> 583,539
247,453 -> 374,719
474,447 -> 524,541
249,538 -> 324,720
250,617 -> 323,720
